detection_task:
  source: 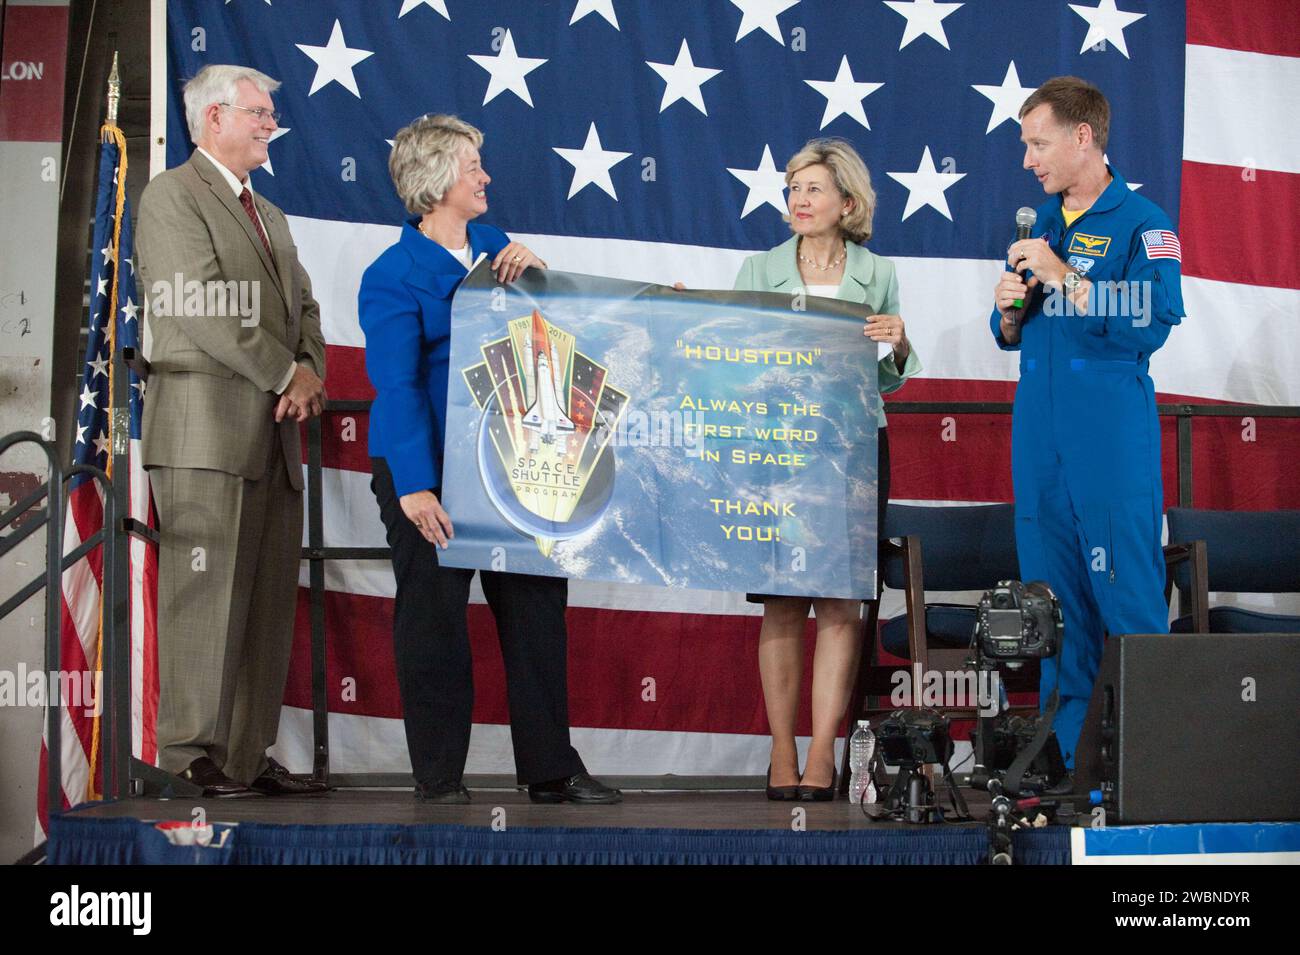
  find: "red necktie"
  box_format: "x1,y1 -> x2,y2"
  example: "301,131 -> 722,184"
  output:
239,187 -> 276,267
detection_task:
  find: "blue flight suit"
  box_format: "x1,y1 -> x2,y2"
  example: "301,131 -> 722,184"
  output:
989,168 -> 1185,765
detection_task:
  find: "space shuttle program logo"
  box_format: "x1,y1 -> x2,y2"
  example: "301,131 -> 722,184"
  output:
461,310 -> 629,555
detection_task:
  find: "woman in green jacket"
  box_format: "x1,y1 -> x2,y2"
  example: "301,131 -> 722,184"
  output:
734,138 -> 920,801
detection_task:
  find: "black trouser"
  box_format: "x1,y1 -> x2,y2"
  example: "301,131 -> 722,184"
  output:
370,457 -> 586,786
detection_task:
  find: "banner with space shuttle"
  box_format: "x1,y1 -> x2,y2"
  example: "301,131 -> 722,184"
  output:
441,258 -> 880,599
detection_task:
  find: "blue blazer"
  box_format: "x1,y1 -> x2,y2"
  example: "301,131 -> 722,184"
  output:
358,218 -> 509,496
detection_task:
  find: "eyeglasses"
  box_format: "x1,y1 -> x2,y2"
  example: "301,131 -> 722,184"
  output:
219,103 -> 281,124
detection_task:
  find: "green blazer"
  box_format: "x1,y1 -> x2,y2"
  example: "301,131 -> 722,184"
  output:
733,235 -> 921,427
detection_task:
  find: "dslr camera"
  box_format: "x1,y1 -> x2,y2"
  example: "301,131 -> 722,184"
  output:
974,580 -> 1062,666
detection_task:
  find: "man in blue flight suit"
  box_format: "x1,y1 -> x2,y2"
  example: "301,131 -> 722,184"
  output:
990,76 -> 1185,766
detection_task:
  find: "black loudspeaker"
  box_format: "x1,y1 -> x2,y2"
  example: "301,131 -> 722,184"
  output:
1074,633 -> 1300,824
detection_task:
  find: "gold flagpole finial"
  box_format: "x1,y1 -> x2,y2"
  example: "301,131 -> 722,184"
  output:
106,51 -> 121,128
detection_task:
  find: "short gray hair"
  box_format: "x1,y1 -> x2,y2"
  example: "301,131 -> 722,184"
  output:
784,138 -> 877,244
388,114 -> 484,215
182,64 -> 280,144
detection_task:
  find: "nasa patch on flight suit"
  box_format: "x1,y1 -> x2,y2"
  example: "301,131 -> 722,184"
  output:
1068,233 -> 1111,257
1067,255 -> 1096,275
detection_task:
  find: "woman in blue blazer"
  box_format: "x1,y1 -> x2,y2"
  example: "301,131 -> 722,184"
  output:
358,114 -> 620,806
734,139 -> 921,801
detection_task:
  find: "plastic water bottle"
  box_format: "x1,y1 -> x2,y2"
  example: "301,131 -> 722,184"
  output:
848,720 -> 876,805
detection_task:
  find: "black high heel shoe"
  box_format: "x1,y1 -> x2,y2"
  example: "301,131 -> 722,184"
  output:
766,764 -> 801,801
798,767 -> 838,802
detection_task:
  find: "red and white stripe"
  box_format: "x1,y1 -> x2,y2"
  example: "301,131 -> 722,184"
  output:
39,481 -> 105,831
128,439 -> 159,766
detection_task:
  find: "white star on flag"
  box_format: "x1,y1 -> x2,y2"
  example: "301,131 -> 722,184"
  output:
120,297 -> 140,323
259,127 -> 291,175
76,423 -> 88,445
553,123 -> 632,200
123,257 -> 133,274
93,431 -> 110,459
88,355 -> 109,380
805,55 -> 883,130
647,40 -> 722,115
133,380 -> 147,397
1070,0 -> 1145,58
730,0 -> 800,45
887,146 -> 966,221
728,144 -> 788,218
468,29 -> 548,107
79,384 -> 97,412
971,61 -> 1035,134
398,0 -> 450,19
296,20 -> 374,97
570,0 -> 619,29
100,243 -> 115,264
884,0 -> 964,51
96,276 -> 108,298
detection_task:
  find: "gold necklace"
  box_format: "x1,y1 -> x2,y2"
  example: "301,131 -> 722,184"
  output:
418,219 -> 466,248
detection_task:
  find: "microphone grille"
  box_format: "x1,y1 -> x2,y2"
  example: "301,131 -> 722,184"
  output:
1015,207 -> 1038,227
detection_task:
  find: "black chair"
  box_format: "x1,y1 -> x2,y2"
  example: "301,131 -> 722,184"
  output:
1166,508 -> 1300,633
840,503 -> 1028,792
839,502 -> 1211,793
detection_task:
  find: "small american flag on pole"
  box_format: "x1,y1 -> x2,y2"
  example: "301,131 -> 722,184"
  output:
38,121 -> 159,836
1142,228 -> 1183,262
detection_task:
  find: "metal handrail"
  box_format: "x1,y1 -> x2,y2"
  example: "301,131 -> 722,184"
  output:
0,432 -> 120,817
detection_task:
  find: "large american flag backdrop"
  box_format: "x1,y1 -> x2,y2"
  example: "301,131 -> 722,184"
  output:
160,0 -> 1298,777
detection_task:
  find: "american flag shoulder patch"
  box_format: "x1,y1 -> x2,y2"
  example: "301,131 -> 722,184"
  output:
1142,229 -> 1182,262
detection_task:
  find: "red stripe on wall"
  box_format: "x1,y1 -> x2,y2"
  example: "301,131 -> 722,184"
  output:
285,588 -> 842,736
1186,0 -> 1300,58
312,352 -> 1300,509
1180,161 -> 1300,290
324,343 -> 375,400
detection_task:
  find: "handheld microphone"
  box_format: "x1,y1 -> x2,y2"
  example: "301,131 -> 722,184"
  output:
1011,207 -> 1037,309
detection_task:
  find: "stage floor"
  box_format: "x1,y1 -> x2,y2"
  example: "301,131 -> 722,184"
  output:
68,786 -> 999,831
49,786 -> 1083,864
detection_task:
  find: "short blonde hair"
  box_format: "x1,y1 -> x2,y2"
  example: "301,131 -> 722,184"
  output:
784,138 -> 876,244
388,114 -> 484,215
182,65 -> 280,144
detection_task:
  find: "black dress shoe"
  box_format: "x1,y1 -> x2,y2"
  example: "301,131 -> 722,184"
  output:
798,768 -> 838,802
415,780 -> 471,804
528,772 -> 622,805
250,757 -> 330,796
766,764 -> 800,801
179,757 -> 255,798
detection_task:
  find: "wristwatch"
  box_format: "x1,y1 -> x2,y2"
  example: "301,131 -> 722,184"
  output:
1062,269 -> 1083,294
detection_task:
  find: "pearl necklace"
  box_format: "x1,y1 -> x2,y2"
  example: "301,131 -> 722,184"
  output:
797,239 -> 846,272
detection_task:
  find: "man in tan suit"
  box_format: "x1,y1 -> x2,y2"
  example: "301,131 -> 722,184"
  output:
136,64 -> 326,796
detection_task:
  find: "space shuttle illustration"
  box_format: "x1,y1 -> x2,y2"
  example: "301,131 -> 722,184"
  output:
520,310 -> 576,455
